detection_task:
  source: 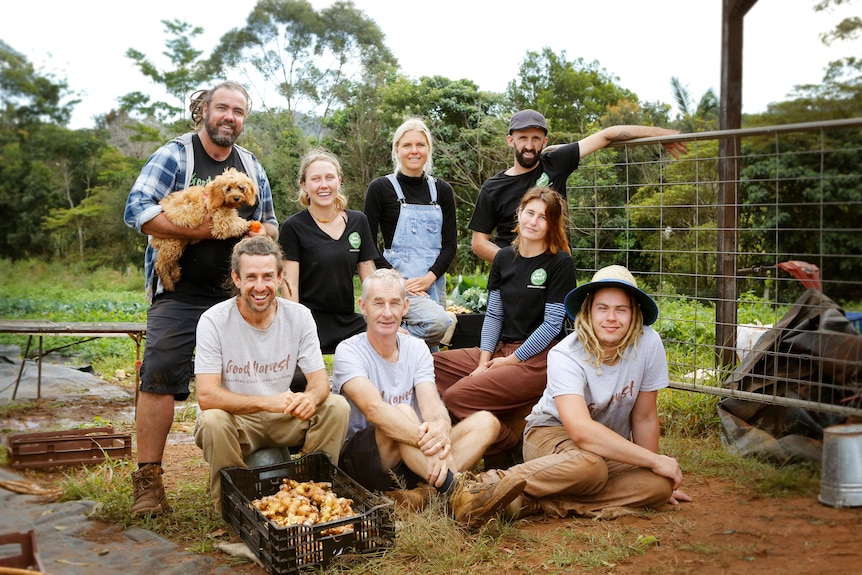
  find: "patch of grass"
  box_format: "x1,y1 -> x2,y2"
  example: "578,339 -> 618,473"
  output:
551,525 -> 660,569
173,393 -> 199,423
59,457 -> 223,551
662,434 -> 820,498
658,388 -> 721,438
316,498 -> 528,575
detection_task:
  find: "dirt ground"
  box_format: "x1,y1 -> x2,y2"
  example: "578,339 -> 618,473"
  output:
4,391 -> 862,575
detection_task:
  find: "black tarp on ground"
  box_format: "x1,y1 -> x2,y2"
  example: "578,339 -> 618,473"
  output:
0,360 -> 237,574
0,467 -> 235,575
719,288 -> 862,462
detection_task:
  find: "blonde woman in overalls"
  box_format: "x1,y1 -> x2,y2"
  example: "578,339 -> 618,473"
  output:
364,118 -> 456,350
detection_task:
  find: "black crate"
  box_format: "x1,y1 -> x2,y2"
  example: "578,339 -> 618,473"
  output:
221,452 -> 395,575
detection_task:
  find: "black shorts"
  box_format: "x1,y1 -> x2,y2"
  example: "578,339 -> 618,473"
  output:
339,425 -> 423,492
139,297 -> 211,400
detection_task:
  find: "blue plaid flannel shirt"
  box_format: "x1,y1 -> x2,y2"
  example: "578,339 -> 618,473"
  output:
123,134 -> 278,303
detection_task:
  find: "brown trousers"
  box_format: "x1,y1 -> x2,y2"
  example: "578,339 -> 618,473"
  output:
433,341 -> 551,455
505,425 -> 673,517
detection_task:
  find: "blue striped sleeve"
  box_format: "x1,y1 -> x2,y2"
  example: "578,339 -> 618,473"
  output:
514,301 -> 566,361
479,289 -> 504,353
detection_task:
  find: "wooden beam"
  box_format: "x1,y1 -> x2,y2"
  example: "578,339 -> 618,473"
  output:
716,0 -> 757,368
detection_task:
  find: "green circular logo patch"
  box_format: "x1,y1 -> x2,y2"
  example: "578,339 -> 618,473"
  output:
536,173 -> 550,187
531,268 -> 548,286
348,232 -> 361,249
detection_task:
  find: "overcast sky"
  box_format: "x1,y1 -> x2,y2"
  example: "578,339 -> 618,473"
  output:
4,0 -> 858,130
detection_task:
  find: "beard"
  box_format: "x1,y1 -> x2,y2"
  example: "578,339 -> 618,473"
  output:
205,113 -> 240,147
514,147 -> 541,169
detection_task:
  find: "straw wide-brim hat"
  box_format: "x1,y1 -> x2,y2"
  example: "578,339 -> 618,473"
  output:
564,265 -> 659,325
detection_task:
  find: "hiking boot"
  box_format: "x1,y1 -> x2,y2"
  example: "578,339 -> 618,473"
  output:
503,492 -> 542,520
384,483 -> 436,511
448,471 -> 526,528
131,463 -> 170,515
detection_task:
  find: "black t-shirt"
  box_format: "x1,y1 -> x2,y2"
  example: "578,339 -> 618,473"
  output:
363,172 -> 457,278
470,142 -> 580,248
279,209 -> 378,350
488,246 -> 576,342
166,135 -> 251,306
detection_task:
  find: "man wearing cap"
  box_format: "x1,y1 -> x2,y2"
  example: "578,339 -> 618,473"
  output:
469,110 -> 687,263
479,265 -> 691,519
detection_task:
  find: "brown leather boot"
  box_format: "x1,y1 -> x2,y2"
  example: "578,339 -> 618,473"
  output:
131,463 -> 170,515
448,471 -> 526,528
503,492 -> 542,520
384,483 -> 436,511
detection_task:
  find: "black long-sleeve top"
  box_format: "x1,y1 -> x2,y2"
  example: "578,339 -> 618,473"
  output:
363,172 -> 457,280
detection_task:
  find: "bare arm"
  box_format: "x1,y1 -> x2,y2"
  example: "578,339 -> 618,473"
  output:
341,376 -> 425,447
261,222 -> 278,240
471,230 -> 500,264
631,390 -> 692,503
196,368 -> 330,421
630,390 -> 660,452
142,212 -> 213,240
282,260 -> 299,302
555,393 -> 681,489
357,260 -> 376,283
578,126 -> 687,159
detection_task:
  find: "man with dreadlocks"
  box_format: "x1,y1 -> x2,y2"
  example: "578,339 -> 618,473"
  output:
124,81 -> 277,515
478,265 -> 692,520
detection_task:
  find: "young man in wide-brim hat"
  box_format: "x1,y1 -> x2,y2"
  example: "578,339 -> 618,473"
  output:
478,265 -> 691,520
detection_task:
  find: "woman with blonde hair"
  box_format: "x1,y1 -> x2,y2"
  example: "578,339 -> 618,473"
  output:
434,186 -> 576,459
279,148 -> 377,353
364,118 -> 456,350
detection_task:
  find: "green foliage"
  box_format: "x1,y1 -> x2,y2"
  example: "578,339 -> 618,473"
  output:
507,48 -> 638,138
121,19 -> 212,128
663,435 -> 820,498
669,76 -> 719,132
208,0 -> 396,121
658,388 -> 721,438
737,125 -> 862,302
448,274 -> 489,312
0,259 -> 146,367
0,40 -> 77,126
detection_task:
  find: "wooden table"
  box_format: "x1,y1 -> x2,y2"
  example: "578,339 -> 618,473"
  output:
0,320 -> 146,400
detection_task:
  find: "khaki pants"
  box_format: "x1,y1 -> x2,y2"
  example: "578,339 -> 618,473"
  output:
504,426 -> 672,517
194,395 -> 350,511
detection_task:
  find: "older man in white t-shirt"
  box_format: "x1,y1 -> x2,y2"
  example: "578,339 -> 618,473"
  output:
332,268 -> 525,527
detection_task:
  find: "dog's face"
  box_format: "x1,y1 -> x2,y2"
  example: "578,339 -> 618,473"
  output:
206,168 -> 258,209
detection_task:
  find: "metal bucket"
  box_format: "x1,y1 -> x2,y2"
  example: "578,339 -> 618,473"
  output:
819,423 -> 862,507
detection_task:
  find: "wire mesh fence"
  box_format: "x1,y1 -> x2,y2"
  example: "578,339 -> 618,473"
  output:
568,118 -> 862,417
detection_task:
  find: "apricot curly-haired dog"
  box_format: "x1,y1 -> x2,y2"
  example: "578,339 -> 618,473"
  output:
151,167 -> 258,291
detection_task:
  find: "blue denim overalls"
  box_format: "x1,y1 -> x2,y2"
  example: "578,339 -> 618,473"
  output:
383,173 -> 452,345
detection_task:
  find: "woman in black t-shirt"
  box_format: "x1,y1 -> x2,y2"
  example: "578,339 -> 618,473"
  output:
279,149 -> 377,352
434,187 -> 576,458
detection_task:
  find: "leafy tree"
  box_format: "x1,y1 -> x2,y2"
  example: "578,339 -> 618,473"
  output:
0,42 -> 83,259
506,48 -> 637,140
670,76 -> 718,132
0,41 -> 78,127
242,108 -> 308,219
627,140 -> 720,296
208,0 -> 396,127
120,19 -> 212,129
815,0 -> 861,45
325,74 -> 508,274
44,146 -> 144,268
